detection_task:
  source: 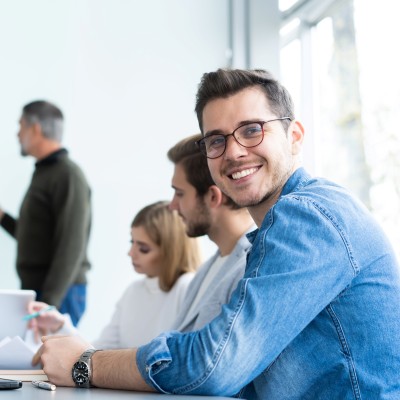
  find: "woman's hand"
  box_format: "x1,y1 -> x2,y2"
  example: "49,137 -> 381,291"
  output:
27,301 -> 66,342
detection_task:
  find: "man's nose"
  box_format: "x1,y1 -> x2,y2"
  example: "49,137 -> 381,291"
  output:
169,196 -> 179,211
223,135 -> 247,160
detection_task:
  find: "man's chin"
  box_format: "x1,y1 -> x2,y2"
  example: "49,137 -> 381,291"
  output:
229,193 -> 267,208
186,226 -> 208,238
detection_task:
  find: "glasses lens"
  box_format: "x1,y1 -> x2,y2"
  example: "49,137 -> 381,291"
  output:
202,135 -> 226,158
235,122 -> 263,147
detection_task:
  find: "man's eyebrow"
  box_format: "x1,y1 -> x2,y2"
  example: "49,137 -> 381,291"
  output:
204,129 -> 224,137
204,120 -> 264,137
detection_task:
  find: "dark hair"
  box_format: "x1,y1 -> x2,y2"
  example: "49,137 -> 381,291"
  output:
167,134 -> 240,209
195,68 -> 295,133
22,100 -> 64,142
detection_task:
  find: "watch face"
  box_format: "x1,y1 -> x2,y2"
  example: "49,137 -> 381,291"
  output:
72,361 -> 90,385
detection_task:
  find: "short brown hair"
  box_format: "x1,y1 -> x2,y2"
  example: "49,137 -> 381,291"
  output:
195,68 -> 295,133
131,201 -> 201,291
167,134 -> 240,209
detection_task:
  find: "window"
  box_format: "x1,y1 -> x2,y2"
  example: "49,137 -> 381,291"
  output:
280,0 -> 400,257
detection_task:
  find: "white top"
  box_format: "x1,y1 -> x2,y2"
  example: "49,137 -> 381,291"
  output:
59,273 -> 194,348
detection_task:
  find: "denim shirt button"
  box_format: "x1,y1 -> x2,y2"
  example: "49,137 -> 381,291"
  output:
156,361 -> 162,366
145,365 -> 150,372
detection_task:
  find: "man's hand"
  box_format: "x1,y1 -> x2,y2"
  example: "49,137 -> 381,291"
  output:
32,335 -> 93,386
32,336 -> 154,392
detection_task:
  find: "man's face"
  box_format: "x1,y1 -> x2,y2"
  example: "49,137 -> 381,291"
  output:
17,116 -> 36,156
203,86 -> 300,213
170,163 -> 211,237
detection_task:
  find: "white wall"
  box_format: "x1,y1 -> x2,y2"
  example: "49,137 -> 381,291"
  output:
0,0 -> 280,340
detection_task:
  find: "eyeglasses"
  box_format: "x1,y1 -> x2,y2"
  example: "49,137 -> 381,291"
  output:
196,118 -> 292,159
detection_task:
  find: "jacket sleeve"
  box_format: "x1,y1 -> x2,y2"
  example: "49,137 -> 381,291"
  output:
0,213 -> 18,238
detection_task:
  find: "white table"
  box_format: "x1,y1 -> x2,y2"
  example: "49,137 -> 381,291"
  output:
1,383 -> 234,399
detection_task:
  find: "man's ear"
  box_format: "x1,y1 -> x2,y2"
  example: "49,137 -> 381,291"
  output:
290,120 -> 305,155
31,122 -> 43,139
205,185 -> 223,209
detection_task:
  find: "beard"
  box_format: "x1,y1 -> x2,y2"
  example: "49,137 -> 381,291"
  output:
20,146 -> 28,156
217,155 -> 295,209
185,197 -> 212,238
239,168 -> 292,208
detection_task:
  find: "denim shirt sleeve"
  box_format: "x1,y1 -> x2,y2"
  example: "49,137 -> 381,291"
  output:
137,195 -> 357,397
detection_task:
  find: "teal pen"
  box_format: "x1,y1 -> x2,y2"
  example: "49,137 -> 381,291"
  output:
22,305 -> 56,321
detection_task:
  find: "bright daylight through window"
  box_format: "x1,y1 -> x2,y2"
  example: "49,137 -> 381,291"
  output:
280,0 -> 400,258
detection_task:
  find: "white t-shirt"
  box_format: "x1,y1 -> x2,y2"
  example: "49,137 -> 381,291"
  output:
183,255 -> 227,319
59,273 -> 194,348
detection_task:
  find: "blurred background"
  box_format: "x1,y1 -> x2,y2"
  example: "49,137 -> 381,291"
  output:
1,0 -> 399,340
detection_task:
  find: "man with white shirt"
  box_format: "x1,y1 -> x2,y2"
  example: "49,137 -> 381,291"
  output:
167,133 -> 255,332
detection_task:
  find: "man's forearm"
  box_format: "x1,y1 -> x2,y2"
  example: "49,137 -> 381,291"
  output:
92,348 -> 154,392
36,336 -> 155,391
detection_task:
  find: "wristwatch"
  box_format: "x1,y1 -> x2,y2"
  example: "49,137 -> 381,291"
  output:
71,348 -> 100,388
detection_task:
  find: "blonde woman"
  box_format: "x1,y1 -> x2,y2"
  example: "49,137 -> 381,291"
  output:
28,201 -> 201,348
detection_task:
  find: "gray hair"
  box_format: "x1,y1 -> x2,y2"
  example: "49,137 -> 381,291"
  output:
22,100 -> 64,142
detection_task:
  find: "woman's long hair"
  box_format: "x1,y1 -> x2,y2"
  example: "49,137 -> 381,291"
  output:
131,201 -> 201,291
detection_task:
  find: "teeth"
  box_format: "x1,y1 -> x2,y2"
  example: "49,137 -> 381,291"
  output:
231,168 -> 258,180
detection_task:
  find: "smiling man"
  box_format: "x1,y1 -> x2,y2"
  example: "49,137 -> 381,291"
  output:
197,85 -> 297,225
35,70 -> 400,399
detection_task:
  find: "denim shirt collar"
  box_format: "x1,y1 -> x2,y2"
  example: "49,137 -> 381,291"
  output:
246,167 -> 311,244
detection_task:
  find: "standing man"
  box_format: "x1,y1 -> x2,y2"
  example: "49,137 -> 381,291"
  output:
34,70 -> 400,399
0,100 -> 91,326
167,134 -> 255,332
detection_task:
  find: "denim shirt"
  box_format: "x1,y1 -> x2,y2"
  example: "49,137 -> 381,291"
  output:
137,168 -> 400,399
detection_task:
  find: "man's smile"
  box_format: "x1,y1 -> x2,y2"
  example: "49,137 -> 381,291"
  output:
230,167 -> 260,180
